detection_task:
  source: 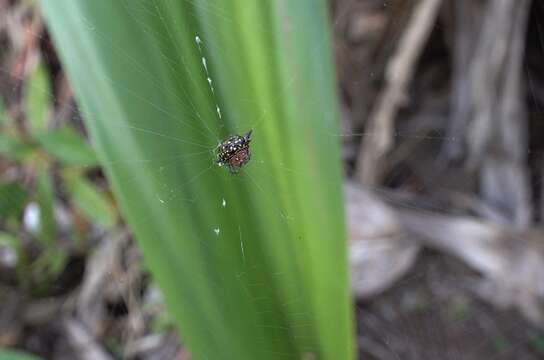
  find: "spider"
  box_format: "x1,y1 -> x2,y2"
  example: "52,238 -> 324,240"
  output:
216,130 -> 252,173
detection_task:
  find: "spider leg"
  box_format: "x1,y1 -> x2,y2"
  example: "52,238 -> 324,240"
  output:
244,130 -> 253,142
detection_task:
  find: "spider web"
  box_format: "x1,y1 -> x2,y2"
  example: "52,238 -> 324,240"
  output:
6,0 -> 544,359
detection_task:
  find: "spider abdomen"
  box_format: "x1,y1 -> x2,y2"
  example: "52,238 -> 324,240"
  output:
216,130 -> 252,172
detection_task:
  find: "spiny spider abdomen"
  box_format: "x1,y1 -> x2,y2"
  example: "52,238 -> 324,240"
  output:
216,130 -> 252,172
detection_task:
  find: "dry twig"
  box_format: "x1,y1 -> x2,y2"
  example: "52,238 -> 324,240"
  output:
356,0 -> 443,185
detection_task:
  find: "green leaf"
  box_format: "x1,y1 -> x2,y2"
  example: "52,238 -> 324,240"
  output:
40,1 -> 353,359
0,133 -> 34,161
0,97 -> 8,125
0,231 -> 19,250
0,350 -> 43,360
33,247 -> 68,279
35,167 -> 56,246
0,182 -> 28,219
530,335 -> 544,353
25,63 -> 50,133
34,126 -> 98,166
0,231 -> 20,268
0,231 -> 17,244
64,174 -> 116,228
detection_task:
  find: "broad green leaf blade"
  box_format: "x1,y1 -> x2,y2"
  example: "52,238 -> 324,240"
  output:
40,1 -> 354,359
35,126 -> 98,166
63,174 -> 116,228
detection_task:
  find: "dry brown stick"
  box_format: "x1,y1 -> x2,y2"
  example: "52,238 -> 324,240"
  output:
356,0 -> 443,186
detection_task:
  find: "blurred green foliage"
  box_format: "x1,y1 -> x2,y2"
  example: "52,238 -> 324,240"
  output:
530,334 -> 544,354
0,349 -> 43,360
0,60 -> 116,293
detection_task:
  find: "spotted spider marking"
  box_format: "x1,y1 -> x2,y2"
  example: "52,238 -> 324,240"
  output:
216,130 -> 253,173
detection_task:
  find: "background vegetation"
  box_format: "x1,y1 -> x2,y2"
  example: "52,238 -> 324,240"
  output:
2,0 -> 544,359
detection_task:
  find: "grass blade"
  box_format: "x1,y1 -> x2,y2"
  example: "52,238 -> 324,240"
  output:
40,1 -> 353,358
